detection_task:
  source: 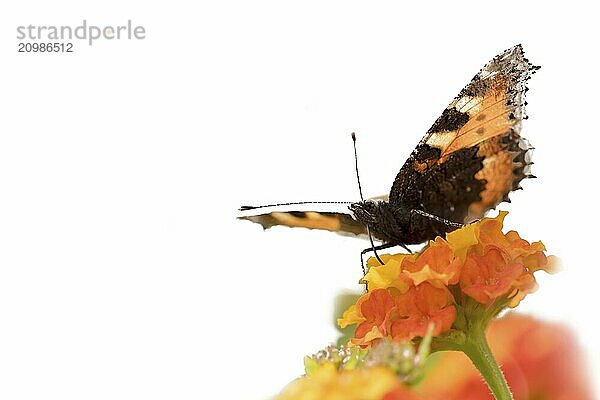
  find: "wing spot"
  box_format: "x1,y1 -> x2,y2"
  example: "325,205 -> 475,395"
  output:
476,114 -> 486,121
476,127 -> 485,135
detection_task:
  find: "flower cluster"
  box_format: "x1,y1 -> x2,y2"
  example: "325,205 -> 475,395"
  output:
277,332 -> 433,400
277,362 -> 420,400
277,314 -> 593,400
338,211 -> 557,347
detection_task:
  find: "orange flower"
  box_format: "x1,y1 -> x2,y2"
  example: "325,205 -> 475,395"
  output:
402,237 -> 462,287
459,245 -> 525,306
390,283 -> 456,342
353,289 -> 397,345
339,284 -> 456,347
340,211 -> 556,346
452,211 -> 557,307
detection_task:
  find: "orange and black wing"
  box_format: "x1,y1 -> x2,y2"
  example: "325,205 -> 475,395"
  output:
238,210 -> 367,236
389,44 -> 538,223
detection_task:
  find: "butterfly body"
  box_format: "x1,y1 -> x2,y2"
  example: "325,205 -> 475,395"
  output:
240,45 -> 538,250
349,200 -> 458,246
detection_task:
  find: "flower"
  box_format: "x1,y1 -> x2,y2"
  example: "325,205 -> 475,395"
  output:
339,285 -> 455,347
459,245 -> 525,306
277,315 -> 592,400
351,289 -> 397,345
277,362 -> 422,400
278,339 -> 431,400
390,283 -> 456,342
451,211 -> 557,307
363,255 -> 413,292
339,211 -> 556,346
277,211 -> 566,400
402,237 -> 462,287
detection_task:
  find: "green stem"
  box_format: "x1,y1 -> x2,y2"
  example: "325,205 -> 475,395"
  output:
461,326 -> 513,400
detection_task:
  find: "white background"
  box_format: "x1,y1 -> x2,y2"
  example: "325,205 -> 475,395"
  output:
1,1 -> 599,399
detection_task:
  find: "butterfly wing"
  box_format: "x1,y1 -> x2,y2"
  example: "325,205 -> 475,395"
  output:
238,210 -> 367,236
238,193 -> 392,237
389,44 -> 538,223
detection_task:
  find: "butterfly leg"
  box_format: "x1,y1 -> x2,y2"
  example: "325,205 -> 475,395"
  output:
360,242 -> 399,274
398,243 -> 413,253
410,209 -> 463,231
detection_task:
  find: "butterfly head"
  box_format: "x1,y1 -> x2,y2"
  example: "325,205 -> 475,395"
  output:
349,200 -> 379,225
349,200 -> 408,243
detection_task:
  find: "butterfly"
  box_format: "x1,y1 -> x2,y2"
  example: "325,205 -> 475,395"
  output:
240,44 -> 539,256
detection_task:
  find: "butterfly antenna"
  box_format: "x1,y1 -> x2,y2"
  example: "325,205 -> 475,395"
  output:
352,132 -> 366,201
352,132 -> 384,265
239,201 -> 352,212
